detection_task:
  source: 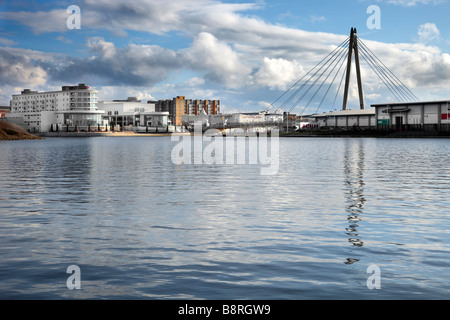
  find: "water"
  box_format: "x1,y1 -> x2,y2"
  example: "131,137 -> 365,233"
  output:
0,136 -> 449,299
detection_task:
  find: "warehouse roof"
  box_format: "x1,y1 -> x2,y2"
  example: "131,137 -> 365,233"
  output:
311,108 -> 375,118
371,100 -> 450,107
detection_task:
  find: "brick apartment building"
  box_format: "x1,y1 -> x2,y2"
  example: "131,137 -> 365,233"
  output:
149,96 -> 220,125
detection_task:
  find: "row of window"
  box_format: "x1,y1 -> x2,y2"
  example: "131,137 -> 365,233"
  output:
13,92 -> 97,100
12,107 -> 55,112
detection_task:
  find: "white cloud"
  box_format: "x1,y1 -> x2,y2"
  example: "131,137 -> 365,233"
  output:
310,15 -> 326,23
381,0 -> 445,6
0,48 -> 48,87
87,37 -> 117,60
183,32 -> 252,88
0,37 -> 17,46
252,57 -> 304,90
56,36 -> 72,44
0,0 -> 261,37
418,23 -> 440,43
183,77 -> 206,87
97,86 -> 156,102
0,9 -> 68,34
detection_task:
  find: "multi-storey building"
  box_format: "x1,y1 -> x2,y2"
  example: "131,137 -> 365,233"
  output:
150,96 -> 220,126
7,84 -> 105,132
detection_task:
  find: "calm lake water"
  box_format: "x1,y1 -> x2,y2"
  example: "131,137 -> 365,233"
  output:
0,136 -> 449,299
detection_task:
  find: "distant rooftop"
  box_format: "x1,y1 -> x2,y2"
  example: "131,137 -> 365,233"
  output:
312,108 -> 375,117
61,83 -> 90,91
19,84 -> 92,95
20,89 -> 38,95
112,97 -> 141,102
371,100 -> 450,107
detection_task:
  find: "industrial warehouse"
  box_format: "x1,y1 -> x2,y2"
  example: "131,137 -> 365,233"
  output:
311,100 -> 450,132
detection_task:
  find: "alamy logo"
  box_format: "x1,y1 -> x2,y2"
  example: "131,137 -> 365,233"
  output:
367,5 -> 381,30
66,265 -> 81,290
366,265 -> 381,290
171,122 -> 279,176
67,5 -> 81,30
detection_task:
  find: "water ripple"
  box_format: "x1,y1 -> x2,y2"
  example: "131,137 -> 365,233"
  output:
1,137 -> 450,299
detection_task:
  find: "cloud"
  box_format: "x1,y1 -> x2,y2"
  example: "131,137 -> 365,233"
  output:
0,37 -> 17,46
0,0 -> 348,92
56,36 -> 72,44
356,39 -> 450,101
0,48 -> 47,87
183,32 -> 251,88
418,23 -> 440,43
310,15 -> 326,23
97,85 -> 156,102
3,0 -> 450,110
183,77 -> 206,87
252,57 -> 304,90
1,0 -> 261,36
380,0 -> 445,6
0,9 -> 68,34
41,37 -> 182,87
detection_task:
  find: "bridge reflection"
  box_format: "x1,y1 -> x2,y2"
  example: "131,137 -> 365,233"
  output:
343,139 -> 366,264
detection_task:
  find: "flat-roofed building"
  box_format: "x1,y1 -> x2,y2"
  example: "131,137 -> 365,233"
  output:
309,100 -> 450,132
6,84 -> 105,132
98,97 -> 169,131
372,100 -> 450,131
311,109 -> 377,128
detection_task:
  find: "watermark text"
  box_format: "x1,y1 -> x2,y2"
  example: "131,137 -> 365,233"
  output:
171,122 -> 279,176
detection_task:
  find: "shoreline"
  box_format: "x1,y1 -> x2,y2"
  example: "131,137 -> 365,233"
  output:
280,129 -> 450,138
9,128 -> 450,139
34,131 -> 191,138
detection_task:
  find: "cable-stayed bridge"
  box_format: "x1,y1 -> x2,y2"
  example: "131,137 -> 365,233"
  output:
264,28 -> 419,116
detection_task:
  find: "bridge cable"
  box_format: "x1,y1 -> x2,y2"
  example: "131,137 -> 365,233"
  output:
284,39 -> 350,113
291,43 -> 349,116
358,39 -> 419,102
264,37 -> 350,113
358,45 -> 406,102
277,39 -> 349,113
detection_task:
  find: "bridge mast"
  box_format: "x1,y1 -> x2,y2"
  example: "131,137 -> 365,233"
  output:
342,28 -> 365,110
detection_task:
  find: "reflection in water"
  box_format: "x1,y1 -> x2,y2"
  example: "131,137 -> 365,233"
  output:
343,140 -> 366,264
2,137 -> 450,299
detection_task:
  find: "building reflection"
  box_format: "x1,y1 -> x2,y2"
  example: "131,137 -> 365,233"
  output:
343,139 -> 366,264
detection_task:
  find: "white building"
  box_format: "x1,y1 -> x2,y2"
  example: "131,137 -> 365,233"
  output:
98,97 -> 169,132
372,100 -> 450,130
264,113 -> 284,124
7,84 -> 105,133
309,100 -> 450,132
182,112 -> 286,127
311,109 -> 377,128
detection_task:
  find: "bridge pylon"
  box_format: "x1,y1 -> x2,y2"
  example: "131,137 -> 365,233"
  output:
342,28 -> 365,110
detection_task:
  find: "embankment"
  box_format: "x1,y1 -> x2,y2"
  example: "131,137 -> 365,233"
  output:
0,121 -> 42,140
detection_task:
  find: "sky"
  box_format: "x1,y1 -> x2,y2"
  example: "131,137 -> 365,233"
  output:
1,0 -> 450,114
